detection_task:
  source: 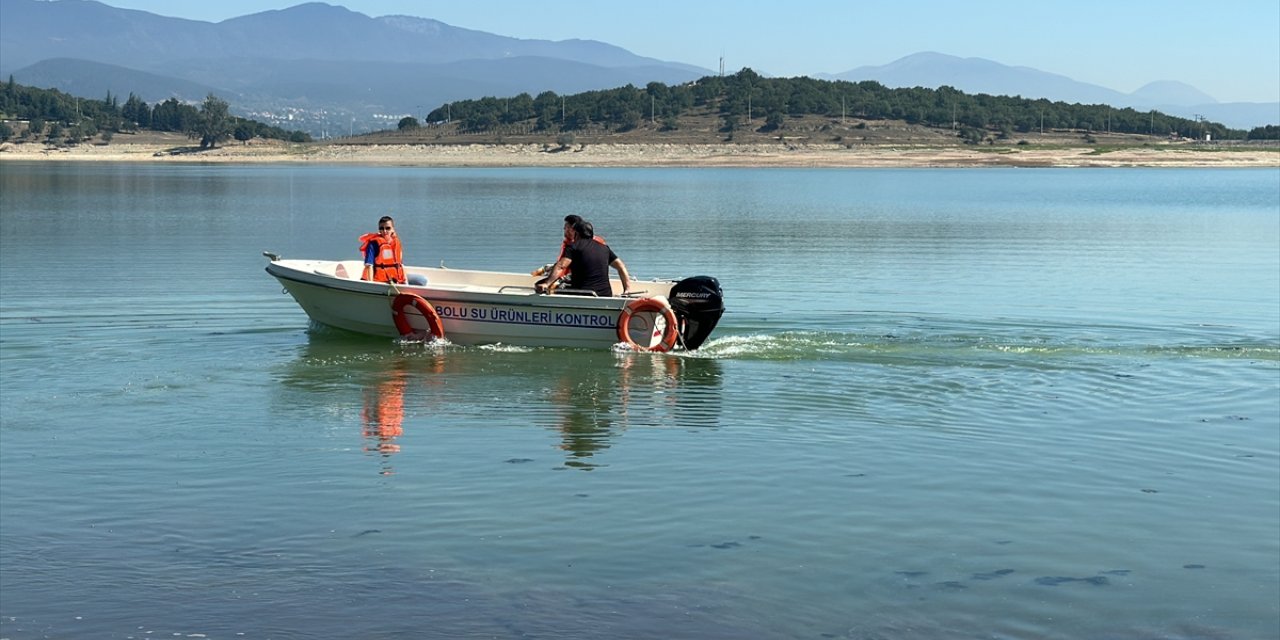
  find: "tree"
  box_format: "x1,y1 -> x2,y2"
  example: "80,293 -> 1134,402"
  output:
461,111 -> 497,131
193,94 -> 233,148
121,93 -> 150,130
1247,124 -> 1280,140
561,106 -> 589,131
66,120 -> 97,144
0,121 -> 13,142
151,98 -> 195,132
502,93 -> 535,124
234,122 -> 256,142
398,116 -> 419,130
615,109 -> 641,132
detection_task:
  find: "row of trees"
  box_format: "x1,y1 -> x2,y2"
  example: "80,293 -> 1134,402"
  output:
425,69 -> 1279,141
0,78 -> 311,146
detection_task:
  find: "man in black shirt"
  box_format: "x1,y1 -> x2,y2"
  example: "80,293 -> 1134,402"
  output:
538,220 -> 633,297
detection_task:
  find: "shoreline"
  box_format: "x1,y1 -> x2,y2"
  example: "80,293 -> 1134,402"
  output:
2,140 -> 1277,168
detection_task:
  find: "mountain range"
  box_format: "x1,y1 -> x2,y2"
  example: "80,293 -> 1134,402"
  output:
824,53 -> 1277,131
2,0 -> 1276,136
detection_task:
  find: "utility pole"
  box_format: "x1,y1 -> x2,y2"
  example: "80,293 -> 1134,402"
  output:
651,95 -> 655,124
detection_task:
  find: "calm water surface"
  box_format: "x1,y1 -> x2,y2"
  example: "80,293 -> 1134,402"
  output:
1,164 -> 1278,639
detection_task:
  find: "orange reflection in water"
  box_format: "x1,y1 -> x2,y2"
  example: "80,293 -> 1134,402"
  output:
362,368 -> 405,456
360,354 -> 445,475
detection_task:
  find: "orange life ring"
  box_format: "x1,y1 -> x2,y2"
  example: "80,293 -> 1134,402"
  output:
391,293 -> 445,341
616,297 -> 679,352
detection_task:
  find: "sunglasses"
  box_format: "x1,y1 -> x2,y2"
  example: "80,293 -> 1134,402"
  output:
379,226 -> 392,230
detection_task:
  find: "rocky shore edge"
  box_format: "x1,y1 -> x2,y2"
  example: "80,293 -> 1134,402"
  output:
2,140 -> 1276,168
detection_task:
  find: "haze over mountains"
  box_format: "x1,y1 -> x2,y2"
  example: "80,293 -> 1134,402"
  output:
2,0 -> 1275,136
825,53 -> 1277,130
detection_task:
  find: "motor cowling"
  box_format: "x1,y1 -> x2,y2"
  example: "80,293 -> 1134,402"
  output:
668,276 -> 724,351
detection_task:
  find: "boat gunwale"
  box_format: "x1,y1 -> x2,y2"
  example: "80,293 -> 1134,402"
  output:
265,259 -> 669,312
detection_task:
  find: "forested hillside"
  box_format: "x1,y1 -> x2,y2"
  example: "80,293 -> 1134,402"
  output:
0,78 -> 311,146
418,69 -> 1279,142
5,70 -> 1278,148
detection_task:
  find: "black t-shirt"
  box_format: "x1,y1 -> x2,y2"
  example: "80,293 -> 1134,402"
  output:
565,238 -> 618,297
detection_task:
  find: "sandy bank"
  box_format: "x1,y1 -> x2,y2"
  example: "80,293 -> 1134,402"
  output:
1,140 -> 1276,168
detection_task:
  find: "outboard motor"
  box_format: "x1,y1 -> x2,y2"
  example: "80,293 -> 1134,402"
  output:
669,276 -> 724,351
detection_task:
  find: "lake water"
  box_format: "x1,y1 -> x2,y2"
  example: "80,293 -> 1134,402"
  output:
1,163 -> 1277,639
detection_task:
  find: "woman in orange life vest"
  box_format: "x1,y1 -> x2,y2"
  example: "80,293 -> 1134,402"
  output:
358,215 -> 406,283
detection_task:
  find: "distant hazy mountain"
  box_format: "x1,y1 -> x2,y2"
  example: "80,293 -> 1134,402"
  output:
0,0 -> 711,134
827,52 -> 1277,130
827,52 -> 1133,104
3,2 -> 1275,134
15,58 -> 230,106
1129,80 -> 1217,106
0,0 -> 707,71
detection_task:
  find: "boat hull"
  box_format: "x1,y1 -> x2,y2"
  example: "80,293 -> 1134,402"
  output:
266,259 -> 678,349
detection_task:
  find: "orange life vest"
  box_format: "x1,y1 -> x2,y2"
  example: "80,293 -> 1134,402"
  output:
558,234 -> 606,259
359,232 -> 406,283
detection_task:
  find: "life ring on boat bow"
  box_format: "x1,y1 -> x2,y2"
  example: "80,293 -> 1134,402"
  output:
616,297 -> 679,352
391,293 -> 445,341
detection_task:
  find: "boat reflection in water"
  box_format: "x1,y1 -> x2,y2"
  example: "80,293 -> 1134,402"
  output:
548,352 -> 724,470
275,334 -> 723,475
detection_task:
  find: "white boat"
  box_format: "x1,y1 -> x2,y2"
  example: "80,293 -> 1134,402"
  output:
263,254 -> 724,351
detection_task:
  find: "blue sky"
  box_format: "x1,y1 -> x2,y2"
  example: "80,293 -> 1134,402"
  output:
98,0 -> 1280,103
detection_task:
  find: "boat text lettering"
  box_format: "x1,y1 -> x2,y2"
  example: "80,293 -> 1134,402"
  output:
432,304 -> 614,328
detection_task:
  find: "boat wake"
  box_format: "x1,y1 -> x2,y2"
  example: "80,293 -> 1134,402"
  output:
690,329 -> 1280,364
